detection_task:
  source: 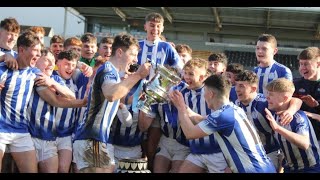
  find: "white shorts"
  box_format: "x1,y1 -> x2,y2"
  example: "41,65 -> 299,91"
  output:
56,136 -> 72,151
186,152 -> 228,173
32,137 -> 58,162
113,145 -> 142,172
156,135 -> 190,161
73,139 -> 115,171
0,133 -> 35,153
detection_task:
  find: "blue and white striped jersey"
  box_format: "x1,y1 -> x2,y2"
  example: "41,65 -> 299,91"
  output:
52,71 -> 78,137
137,39 -> 183,80
151,101 -> 189,146
235,93 -> 279,154
0,48 -> 18,59
0,63 -> 41,133
109,106 -> 145,147
74,72 -> 89,136
199,102 -> 276,173
273,111 -> 320,172
74,62 -> 120,144
229,86 -> 238,103
254,60 -> 292,96
183,85 -> 221,154
131,39 -> 183,113
28,74 -> 66,140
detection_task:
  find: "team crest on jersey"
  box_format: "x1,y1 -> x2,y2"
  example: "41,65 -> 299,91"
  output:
104,63 -> 113,72
268,73 -> 275,79
298,88 -> 306,93
211,111 -> 220,118
104,73 -> 117,81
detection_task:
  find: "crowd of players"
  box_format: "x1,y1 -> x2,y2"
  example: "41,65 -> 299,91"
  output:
0,12 -> 320,173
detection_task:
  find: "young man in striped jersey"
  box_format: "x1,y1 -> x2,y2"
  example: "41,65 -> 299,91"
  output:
131,12 -> 184,170
140,58 -> 228,173
265,78 -> 320,172
234,70 -> 302,172
254,34 -> 292,97
0,17 -> 19,70
170,74 -> 276,173
28,49 -> 86,173
0,31 -> 84,172
73,33 -> 151,173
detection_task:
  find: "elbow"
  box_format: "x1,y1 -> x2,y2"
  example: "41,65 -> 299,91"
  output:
185,133 -> 196,140
69,95 -> 76,100
105,95 -> 117,102
301,142 -> 310,151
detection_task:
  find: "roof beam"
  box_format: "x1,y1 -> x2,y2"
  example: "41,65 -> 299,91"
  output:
161,7 -> 173,24
112,7 -> 127,21
212,7 -> 222,31
315,24 -> 320,40
266,9 -> 271,29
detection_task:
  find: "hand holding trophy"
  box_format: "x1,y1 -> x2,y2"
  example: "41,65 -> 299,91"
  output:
136,61 -> 181,117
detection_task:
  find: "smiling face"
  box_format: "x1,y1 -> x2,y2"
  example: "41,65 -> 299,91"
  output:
81,42 -> 97,59
208,61 -> 226,75
98,42 -> 112,59
225,71 -> 236,86
57,58 -> 77,79
299,59 -> 319,80
19,43 -> 42,68
235,81 -> 256,105
266,91 -> 286,111
50,42 -> 64,59
0,29 -> 19,50
255,41 -> 277,67
144,20 -> 164,42
36,52 -> 55,76
120,46 -> 139,74
183,66 -> 206,90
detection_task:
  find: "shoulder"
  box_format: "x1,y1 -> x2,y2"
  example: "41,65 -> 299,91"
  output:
273,61 -> 292,71
0,62 -> 6,70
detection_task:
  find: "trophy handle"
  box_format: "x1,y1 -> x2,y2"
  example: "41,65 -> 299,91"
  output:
142,82 -> 148,94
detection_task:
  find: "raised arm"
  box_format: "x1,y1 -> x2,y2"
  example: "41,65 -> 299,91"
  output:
37,87 -> 86,108
265,108 -> 310,150
277,97 -> 302,125
103,63 -> 151,102
169,90 -> 207,139
35,73 -> 76,100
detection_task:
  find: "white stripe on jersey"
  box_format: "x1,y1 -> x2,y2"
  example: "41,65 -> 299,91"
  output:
140,40 -> 159,80
274,114 -> 320,170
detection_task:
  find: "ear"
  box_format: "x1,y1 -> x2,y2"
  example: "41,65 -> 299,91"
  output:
250,86 -> 257,93
144,24 -> 147,31
316,58 -> 320,68
283,94 -> 289,102
18,46 -> 25,54
273,47 -> 278,55
199,74 -> 205,82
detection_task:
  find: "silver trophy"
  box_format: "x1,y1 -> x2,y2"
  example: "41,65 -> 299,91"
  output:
137,62 -> 181,117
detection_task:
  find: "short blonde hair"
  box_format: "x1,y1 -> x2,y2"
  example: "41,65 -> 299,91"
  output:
266,78 -> 295,94
184,58 -> 207,70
